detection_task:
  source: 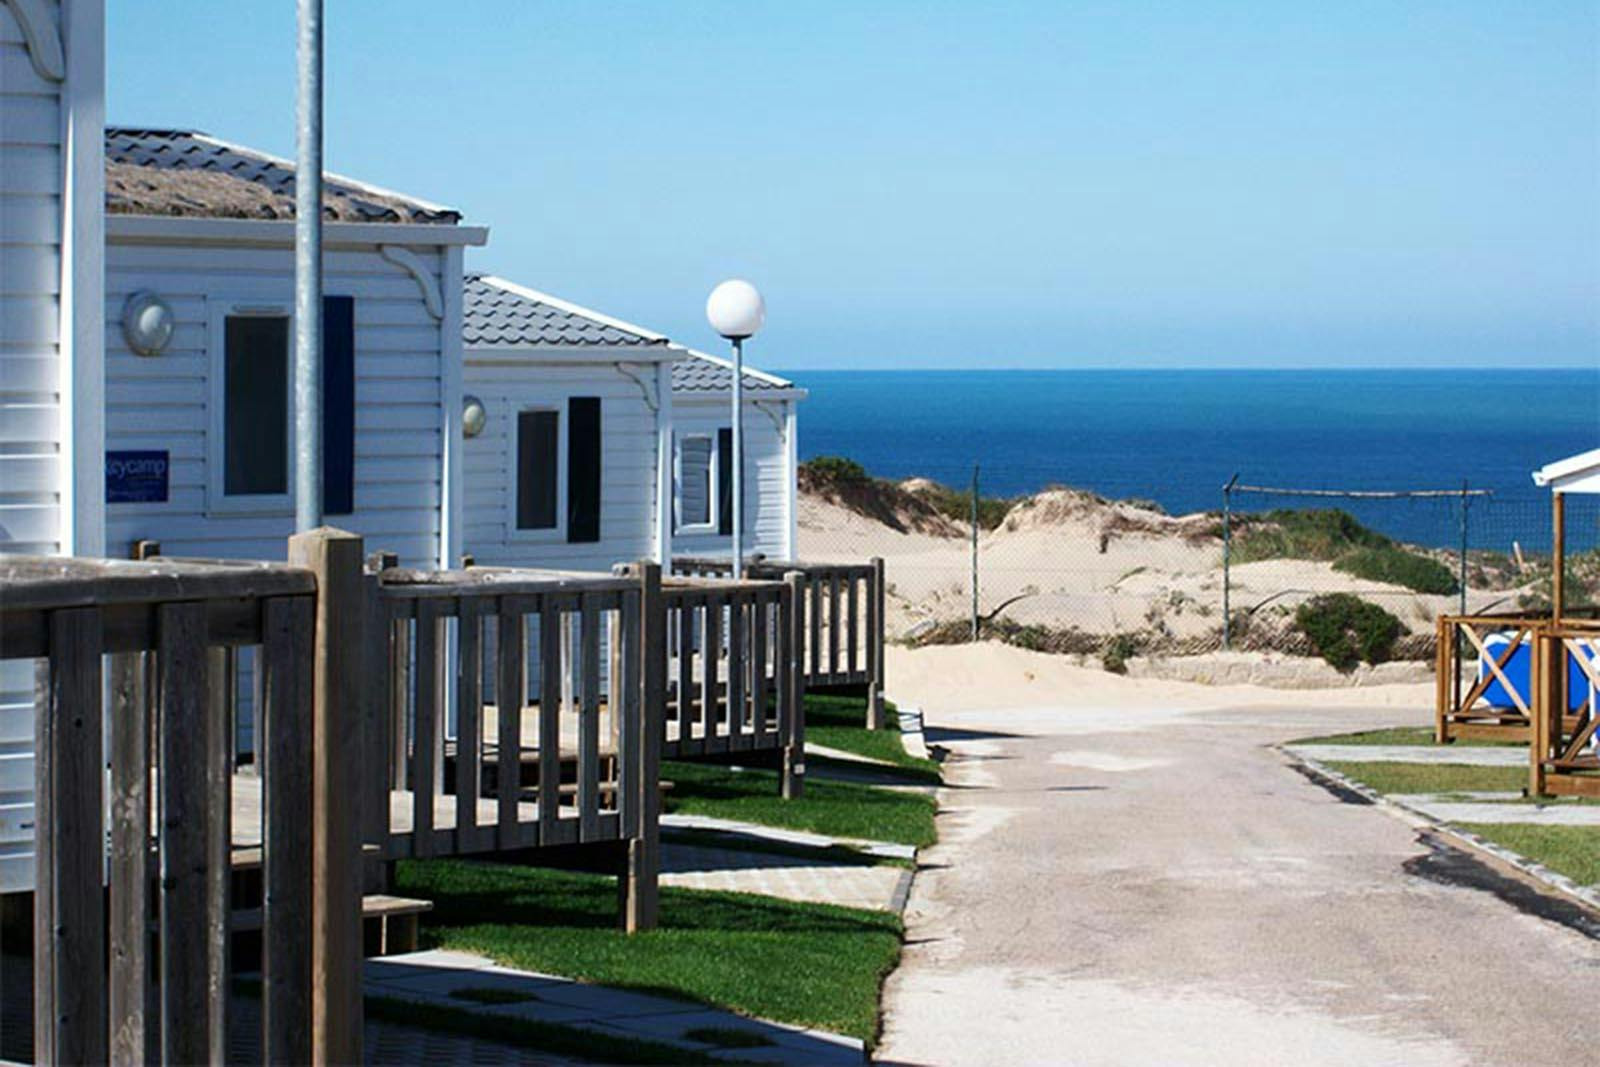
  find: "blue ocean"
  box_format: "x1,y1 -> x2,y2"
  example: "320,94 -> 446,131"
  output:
779,368 -> 1600,550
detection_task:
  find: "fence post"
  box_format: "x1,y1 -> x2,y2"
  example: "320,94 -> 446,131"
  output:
1434,616 -> 1451,744
35,607 -> 107,1067
1458,481 -> 1470,617
288,527 -> 366,1066
868,557 -> 887,730
784,570 -> 808,798
1221,473 -> 1238,650
970,465 -> 980,642
625,561 -> 663,932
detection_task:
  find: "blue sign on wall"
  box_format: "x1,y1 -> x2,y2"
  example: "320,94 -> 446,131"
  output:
106,450 -> 169,504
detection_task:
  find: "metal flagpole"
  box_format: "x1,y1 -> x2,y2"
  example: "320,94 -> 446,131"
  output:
294,0 -> 324,532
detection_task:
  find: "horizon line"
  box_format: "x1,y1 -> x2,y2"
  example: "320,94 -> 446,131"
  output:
771,364 -> 1600,373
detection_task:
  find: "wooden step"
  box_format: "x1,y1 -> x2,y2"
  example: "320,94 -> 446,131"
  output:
233,894 -> 432,958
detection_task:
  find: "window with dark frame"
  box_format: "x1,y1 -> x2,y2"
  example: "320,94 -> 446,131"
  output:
517,408 -> 559,530
223,315 -> 290,497
677,433 -> 713,530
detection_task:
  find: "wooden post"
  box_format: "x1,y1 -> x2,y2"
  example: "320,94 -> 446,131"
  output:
262,596 -> 315,1066
579,594 -> 602,842
157,601 -> 215,1065
288,527 -> 366,1066
784,571 -> 807,799
868,557 -> 887,730
35,607 -> 108,1067
1434,616 -> 1450,744
1531,627 -> 1551,797
1552,492 -> 1566,622
361,566 -> 392,887
624,562 -> 663,932
496,602 -> 527,850
108,639 -> 152,1067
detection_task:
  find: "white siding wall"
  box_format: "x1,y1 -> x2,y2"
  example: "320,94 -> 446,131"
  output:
0,0 -> 65,892
461,358 -> 660,572
671,396 -> 790,561
104,240 -> 446,567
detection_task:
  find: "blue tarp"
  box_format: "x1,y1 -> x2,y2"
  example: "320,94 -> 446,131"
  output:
1479,633 -> 1598,712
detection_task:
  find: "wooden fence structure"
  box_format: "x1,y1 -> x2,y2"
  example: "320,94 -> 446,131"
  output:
1,531 -> 360,1065
1436,612 -> 1600,796
673,557 -> 886,729
651,571 -> 806,797
366,559 -> 665,929
3,530 -> 697,1064
1530,619 -> 1600,797
1435,613 -> 1547,744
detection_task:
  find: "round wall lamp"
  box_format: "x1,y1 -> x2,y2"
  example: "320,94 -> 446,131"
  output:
122,290 -> 175,357
462,394 -> 488,438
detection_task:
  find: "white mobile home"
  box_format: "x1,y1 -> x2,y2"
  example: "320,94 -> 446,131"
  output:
102,128 -> 486,568
669,351 -> 804,563
1,0 -> 103,892
461,274 -> 678,571
459,275 -> 804,572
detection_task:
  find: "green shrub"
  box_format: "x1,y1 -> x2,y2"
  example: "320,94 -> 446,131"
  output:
1333,546 -> 1458,595
913,482 -> 1013,531
1294,594 -> 1403,671
800,455 -> 870,486
1232,508 -> 1391,563
1101,633 -> 1140,674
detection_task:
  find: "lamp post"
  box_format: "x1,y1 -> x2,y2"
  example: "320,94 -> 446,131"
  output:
706,280 -> 766,580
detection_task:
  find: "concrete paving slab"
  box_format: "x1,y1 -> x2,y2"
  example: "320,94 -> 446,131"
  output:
1403,800 -> 1600,826
661,839 -> 907,910
1286,743 -> 1527,766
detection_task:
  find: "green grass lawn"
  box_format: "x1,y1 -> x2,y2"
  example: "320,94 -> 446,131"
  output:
1322,760 -> 1528,795
664,759 -> 936,847
1295,726 -> 1520,748
804,693 -> 943,786
1455,824 -> 1600,886
396,859 -> 903,1045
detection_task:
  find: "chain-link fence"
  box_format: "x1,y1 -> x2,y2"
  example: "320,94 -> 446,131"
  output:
794,461 -> 1600,662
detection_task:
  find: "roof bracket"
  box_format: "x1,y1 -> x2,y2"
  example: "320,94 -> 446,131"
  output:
5,0 -> 65,81
379,244 -> 443,320
754,400 -> 786,437
616,362 -> 659,412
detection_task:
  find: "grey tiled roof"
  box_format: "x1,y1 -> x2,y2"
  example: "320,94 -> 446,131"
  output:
464,275 -> 667,348
462,276 -> 797,396
105,128 -> 461,224
671,353 -> 792,394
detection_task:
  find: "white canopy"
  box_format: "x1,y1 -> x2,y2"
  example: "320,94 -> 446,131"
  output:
1532,448 -> 1600,495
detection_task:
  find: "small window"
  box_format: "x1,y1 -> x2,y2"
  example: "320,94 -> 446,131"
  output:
676,433 -> 714,531
517,409 -> 559,530
223,315 -> 290,497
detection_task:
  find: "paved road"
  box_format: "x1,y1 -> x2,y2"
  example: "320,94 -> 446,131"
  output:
877,700 -> 1600,1066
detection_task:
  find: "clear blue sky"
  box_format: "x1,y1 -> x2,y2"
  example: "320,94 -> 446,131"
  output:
108,2 -> 1599,369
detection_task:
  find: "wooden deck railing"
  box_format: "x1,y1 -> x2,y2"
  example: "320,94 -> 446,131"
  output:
368,560 -> 664,929
674,556 -> 886,729
1530,620 -> 1600,798
0,532 -> 361,1065
647,571 -> 805,797
1435,612 -> 1546,743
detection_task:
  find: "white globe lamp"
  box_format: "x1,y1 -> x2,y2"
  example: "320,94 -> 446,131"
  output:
705,279 -> 766,579
706,279 -> 765,340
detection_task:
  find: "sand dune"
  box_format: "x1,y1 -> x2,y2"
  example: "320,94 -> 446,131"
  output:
797,486 -> 1529,642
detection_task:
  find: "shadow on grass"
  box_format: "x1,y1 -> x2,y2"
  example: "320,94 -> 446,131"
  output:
395,859 -> 903,1044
